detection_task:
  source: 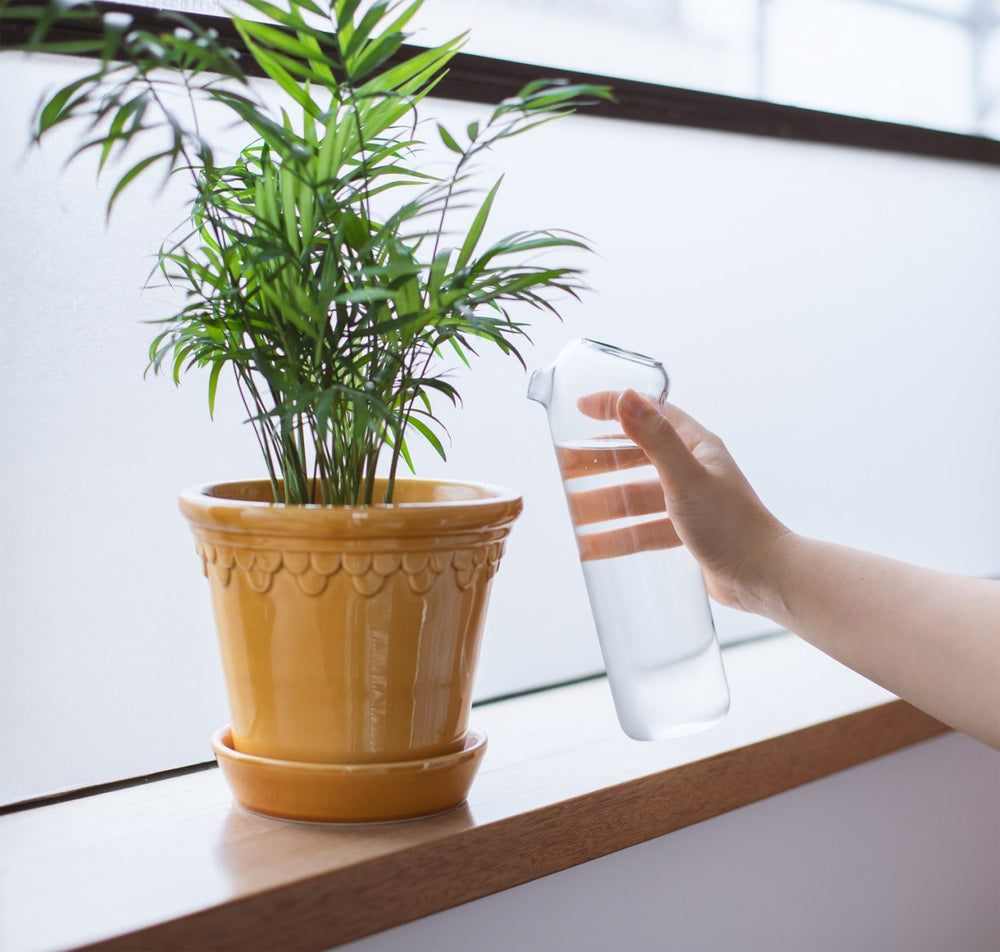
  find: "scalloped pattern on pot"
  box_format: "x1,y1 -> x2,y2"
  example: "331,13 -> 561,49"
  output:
194,538 -> 506,596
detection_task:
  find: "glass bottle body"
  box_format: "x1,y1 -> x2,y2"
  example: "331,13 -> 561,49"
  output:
529,339 -> 729,739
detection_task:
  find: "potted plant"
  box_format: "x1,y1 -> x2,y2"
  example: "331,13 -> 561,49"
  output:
4,0 -> 608,821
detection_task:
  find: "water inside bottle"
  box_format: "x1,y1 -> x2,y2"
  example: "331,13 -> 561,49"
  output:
556,436 -> 730,740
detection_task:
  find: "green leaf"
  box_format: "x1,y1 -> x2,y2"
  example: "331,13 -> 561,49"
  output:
455,176 -> 502,271
335,0 -> 365,20
236,32 -> 323,118
356,39 -> 459,101
350,32 -> 405,80
437,123 -> 462,154
234,19 -> 321,63
36,75 -> 93,133
377,0 -> 426,47
405,414 -> 447,461
342,1 -> 391,61
107,151 -> 168,214
207,359 -> 225,417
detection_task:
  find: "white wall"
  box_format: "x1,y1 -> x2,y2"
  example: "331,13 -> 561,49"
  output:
342,732 -> 1000,952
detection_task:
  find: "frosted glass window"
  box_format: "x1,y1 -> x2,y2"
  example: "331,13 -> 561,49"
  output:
110,1 -> 1000,132
415,0 -> 1000,136
2,42 -> 998,805
765,0 -> 975,131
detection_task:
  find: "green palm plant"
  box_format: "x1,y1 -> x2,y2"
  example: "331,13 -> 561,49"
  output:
4,0 -> 610,504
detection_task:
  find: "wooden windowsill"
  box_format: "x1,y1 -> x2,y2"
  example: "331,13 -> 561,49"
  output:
1,634 -> 947,952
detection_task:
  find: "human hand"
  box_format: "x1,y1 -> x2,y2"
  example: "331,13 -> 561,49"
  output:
614,390 -> 789,613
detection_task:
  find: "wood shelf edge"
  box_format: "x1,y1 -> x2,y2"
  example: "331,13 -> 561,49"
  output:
76,700 -> 948,952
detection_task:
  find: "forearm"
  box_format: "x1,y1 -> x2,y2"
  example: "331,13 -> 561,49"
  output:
757,534 -> 1000,749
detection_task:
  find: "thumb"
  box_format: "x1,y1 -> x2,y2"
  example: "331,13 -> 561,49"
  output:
617,390 -> 700,491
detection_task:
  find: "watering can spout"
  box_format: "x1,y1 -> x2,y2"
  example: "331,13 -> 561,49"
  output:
526,365 -> 554,407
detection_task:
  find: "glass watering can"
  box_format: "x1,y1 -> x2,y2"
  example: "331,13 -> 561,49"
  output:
528,339 -> 730,740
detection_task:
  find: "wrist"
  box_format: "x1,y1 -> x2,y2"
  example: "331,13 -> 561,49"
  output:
736,524 -> 797,621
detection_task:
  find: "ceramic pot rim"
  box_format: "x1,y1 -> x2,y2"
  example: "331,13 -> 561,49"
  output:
179,477 -> 523,538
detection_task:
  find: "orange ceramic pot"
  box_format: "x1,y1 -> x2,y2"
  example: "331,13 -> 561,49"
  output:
179,478 -> 522,772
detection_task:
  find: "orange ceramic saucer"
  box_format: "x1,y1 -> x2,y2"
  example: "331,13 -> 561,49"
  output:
212,726 -> 487,823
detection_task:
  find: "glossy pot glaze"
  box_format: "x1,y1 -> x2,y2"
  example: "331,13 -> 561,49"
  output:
180,478 -> 522,766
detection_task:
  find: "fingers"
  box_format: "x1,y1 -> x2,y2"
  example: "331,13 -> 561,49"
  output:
567,478 -> 665,526
577,390 -> 663,422
576,391 -> 622,422
555,440 -> 650,480
618,390 -> 703,487
576,390 -> 708,467
576,517 -> 682,561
